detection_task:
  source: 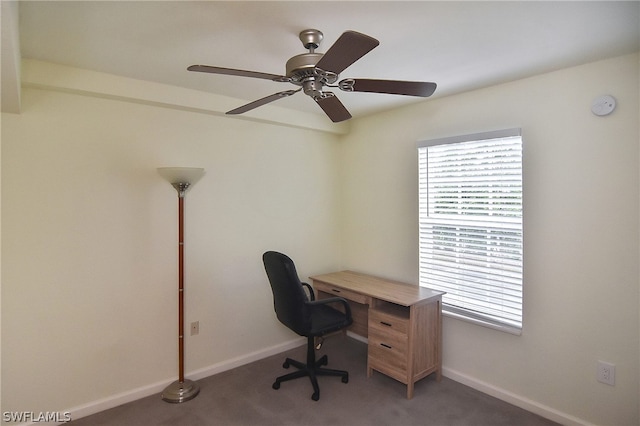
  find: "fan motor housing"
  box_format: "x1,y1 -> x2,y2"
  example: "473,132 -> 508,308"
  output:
285,53 -> 322,77
285,52 -> 339,97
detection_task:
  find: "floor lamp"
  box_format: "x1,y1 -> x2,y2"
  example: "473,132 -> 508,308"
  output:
157,167 -> 204,403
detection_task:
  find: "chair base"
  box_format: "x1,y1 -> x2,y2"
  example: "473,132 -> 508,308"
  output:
272,337 -> 349,401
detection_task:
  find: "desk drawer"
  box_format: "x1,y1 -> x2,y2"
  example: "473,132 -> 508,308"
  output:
368,331 -> 407,373
368,307 -> 409,376
369,308 -> 409,335
313,281 -> 369,305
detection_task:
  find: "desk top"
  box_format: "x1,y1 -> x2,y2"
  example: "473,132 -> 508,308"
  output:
309,270 -> 444,307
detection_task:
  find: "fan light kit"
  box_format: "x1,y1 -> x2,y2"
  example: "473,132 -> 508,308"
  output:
188,29 -> 437,122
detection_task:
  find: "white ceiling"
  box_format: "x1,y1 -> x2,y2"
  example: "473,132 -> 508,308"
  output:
7,1 -> 640,120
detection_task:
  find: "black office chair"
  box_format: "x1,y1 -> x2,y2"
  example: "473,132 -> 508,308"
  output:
262,251 -> 353,401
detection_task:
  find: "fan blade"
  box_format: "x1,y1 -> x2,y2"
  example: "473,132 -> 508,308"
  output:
188,65 -> 287,82
315,93 -> 352,122
227,90 -> 299,115
315,31 -> 379,75
340,79 -> 437,97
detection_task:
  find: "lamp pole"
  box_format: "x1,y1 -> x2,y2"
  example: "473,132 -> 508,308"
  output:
157,168 -> 204,403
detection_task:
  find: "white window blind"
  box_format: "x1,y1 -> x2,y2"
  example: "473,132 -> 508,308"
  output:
418,129 -> 523,333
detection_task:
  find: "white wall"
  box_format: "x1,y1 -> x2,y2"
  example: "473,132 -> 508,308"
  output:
339,53 -> 640,425
1,83 -> 343,416
1,53 -> 638,426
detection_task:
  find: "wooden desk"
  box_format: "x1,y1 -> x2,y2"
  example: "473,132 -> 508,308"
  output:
310,271 -> 444,399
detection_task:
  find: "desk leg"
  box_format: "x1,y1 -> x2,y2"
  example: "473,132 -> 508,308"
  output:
436,299 -> 443,382
407,382 -> 414,400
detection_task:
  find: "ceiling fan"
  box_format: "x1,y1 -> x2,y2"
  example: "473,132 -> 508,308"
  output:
187,29 -> 437,122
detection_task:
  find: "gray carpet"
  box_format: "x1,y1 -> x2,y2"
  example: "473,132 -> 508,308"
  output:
71,337 -> 558,425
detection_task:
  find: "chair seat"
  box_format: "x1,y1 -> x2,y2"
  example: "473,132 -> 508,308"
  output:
309,304 -> 352,336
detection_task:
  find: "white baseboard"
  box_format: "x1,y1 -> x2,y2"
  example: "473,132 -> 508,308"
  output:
442,367 -> 593,426
40,339 -> 589,426
187,337 -> 305,381
346,330 -> 368,344
56,337 -> 305,425
345,334 -> 588,425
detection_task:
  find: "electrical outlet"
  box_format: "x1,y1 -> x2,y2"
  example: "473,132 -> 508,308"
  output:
190,321 -> 199,336
597,361 -> 615,386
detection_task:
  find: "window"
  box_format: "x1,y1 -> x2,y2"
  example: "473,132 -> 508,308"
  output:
417,129 -> 523,334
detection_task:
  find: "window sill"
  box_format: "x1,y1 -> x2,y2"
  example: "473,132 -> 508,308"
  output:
442,308 -> 522,336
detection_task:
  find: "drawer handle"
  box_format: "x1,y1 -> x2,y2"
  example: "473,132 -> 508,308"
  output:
380,321 -> 392,327
380,343 -> 392,349
331,289 -> 341,293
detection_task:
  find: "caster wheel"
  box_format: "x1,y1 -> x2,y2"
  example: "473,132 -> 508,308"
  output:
311,391 -> 319,401
282,361 -> 290,369
272,382 -> 280,390
342,375 -> 349,384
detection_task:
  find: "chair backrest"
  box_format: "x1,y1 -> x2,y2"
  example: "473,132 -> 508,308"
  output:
262,251 -> 311,335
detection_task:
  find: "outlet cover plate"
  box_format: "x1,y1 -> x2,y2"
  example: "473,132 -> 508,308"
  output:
597,361 -> 615,386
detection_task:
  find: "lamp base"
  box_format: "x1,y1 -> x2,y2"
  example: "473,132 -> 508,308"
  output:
161,379 -> 200,403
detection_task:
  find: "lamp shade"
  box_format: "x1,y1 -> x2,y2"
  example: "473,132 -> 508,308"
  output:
158,167 -> 205,185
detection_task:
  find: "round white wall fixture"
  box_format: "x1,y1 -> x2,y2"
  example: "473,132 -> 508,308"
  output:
591,95 -> 616,116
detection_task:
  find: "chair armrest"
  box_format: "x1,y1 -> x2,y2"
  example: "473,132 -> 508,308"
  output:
307,297 -> 352,320
302,282 -> 315,301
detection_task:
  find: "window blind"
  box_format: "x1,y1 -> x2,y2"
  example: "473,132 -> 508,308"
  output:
418,129 -> 523,333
